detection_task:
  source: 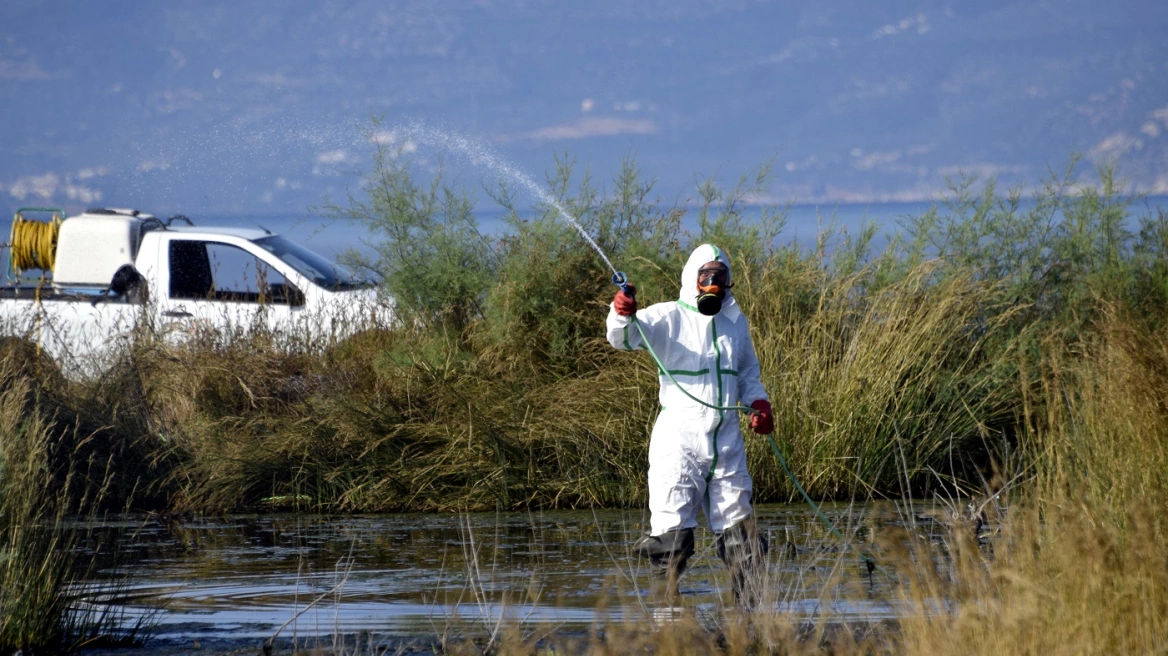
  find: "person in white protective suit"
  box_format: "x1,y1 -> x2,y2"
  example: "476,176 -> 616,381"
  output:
606,243 -> 774,607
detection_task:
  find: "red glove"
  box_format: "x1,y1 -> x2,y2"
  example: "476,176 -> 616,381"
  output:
612,285 -> 637,316
749,399 -> 774,435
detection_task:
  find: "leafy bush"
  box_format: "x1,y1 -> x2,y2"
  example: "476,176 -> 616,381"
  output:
13,144 -> 1168,514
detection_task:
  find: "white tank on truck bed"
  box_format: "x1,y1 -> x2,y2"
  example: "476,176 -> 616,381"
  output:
52,209 -> 155,288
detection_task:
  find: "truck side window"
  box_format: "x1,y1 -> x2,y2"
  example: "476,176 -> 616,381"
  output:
169,240 -> 304,306
169,241 -> 213,299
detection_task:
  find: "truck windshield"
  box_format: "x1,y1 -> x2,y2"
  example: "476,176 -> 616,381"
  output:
253,236 -> 371,291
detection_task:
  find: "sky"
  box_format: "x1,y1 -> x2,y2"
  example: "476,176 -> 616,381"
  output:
2,0 -> 1167,221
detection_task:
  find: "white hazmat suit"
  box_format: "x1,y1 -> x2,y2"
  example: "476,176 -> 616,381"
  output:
606,244 -> 769,542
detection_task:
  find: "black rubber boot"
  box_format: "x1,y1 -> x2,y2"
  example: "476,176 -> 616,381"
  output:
634,528 -> 695,605
715,517 -> 768,610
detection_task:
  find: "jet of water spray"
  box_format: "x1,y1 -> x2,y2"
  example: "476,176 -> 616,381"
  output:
391,122 -> 619,276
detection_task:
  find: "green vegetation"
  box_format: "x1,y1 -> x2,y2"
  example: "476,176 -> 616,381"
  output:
0,344 -> 148,654
5,152 -> 1166,513
117,151 -> 1158,514
2,145 -> 1167,652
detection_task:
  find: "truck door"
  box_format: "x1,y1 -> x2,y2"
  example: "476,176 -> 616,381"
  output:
159,239 -> 305,342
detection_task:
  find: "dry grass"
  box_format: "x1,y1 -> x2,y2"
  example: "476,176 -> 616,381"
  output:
888,311 -> 1168,655
0,350 -> 148,653
888,502 -> 1167,656
106,250 -> 1024,515
743,259 -> 1018,501
424,303 -> 1168,656
4,157 -> 1167,652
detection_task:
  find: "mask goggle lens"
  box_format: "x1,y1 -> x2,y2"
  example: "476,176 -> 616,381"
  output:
697,268 -> 728,288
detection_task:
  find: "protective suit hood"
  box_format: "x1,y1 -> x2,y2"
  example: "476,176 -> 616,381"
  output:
679,243 -> 741,321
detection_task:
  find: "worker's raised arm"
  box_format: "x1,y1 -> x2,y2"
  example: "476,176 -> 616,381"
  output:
607,284 -> 641,350
606,285 -> 666,351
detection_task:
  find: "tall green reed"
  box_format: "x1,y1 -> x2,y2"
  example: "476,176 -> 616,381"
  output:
26,148 -> 1168,515
0,346 -> 149,654
882,300 -> 1168,656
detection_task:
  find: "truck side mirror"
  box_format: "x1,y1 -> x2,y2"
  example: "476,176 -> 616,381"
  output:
90,264 -> 148,306
108,264 -> 144,296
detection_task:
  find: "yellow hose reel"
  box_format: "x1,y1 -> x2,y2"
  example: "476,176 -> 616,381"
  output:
8,207 -> 63,276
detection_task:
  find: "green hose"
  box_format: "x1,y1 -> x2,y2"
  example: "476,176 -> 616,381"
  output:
629,316 -> 879,575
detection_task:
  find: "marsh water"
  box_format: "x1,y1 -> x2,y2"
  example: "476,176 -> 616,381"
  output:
78,502 -> 926,648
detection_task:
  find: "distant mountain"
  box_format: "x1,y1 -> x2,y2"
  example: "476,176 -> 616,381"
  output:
1,0 -> 1165,218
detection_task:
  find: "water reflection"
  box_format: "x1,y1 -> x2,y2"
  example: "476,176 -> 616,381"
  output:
80,503 -> 908,640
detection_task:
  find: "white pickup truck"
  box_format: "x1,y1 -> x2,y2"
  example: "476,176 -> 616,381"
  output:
0,207 -> 388,377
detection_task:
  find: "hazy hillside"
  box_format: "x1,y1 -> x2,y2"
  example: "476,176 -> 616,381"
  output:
1,0 -> 1165,216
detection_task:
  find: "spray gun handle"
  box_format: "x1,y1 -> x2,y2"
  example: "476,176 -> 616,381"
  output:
612,271 -> 633,296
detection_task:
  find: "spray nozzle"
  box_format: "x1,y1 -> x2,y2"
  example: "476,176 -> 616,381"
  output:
612,271 -> 633,296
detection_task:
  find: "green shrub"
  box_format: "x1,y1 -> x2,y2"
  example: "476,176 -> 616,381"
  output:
19,146 -> 1168,514
0,352 -> 148,653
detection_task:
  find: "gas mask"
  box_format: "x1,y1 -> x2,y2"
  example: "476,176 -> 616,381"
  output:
696,264 -> 730,316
